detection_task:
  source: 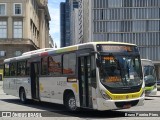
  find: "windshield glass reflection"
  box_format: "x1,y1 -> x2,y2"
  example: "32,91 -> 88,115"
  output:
100,54 -> 143,88
144,66 -> 157,86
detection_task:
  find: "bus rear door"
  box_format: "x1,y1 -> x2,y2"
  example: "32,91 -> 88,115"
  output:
30,62 -> 40,100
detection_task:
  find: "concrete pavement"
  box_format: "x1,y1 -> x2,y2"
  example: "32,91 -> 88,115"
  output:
0,81 -> 160,120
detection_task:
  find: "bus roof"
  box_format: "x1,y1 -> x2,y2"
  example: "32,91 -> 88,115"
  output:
89,41 -> 136,46
22,48 -> 54,56
141,59 -> 152,62
4,41 -> 137,63
141,59 -> 154,66
68,41 -> 136,47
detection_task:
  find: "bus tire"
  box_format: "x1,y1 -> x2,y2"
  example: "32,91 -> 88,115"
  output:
19,88 -> 27,104
65,93 -> 78,111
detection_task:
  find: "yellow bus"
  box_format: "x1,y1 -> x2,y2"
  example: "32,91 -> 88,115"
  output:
141,59 -> 157,96
3,42 -> 144,111
0,64 -> 3,81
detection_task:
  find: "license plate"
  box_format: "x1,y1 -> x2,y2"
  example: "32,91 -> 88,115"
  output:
123,104 -> 131,109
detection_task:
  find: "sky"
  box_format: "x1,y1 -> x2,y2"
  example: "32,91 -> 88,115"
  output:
48,0 -> 65,48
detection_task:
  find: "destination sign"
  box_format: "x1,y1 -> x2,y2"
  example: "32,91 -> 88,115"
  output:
106,76 -> 121,82
101,45 -> 136,52
103,56 -> 115,61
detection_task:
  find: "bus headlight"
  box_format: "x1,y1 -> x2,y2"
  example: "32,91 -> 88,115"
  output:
100,90 -> 112,100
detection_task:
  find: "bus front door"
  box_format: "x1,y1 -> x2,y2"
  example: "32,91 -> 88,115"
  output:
31,62 -> 40,100
78,55 -> 96,108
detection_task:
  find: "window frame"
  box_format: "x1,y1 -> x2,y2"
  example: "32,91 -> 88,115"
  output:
17,61 -> 27,76
41,57 -> 49,75
13,3 -> 22,15
48,54 -> 62,76
0,51 -> 6,57
62,52 -> 76,76
0,20 -> 7,38
13,20 -> 23,38
40,52 -> 78,77
9,62 -> 17,76
4,63 -> 10,77
0,3 -> 6,16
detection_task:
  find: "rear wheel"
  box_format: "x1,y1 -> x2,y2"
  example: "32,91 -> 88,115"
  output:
65,94 -> 78,111
19,88 -> 27,104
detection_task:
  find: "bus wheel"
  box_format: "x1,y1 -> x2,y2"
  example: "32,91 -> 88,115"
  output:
65,94 -> 78,111
19,88 -> 27,104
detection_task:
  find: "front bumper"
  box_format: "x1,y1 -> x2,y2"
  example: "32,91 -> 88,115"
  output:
145,88 -> 157,96
96,97 -> 144,111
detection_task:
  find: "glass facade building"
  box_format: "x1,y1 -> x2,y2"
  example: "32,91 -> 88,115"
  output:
92,0 -> 160,78
60,2 -> 66,47
60,1 -> 70,47
60,0 -> 78,47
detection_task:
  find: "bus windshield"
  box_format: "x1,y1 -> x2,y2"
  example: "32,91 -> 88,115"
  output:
100,54 -> 143,88
143,66 -> 157,86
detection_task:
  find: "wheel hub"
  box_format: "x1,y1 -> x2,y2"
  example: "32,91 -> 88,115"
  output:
68,98 -> 76,110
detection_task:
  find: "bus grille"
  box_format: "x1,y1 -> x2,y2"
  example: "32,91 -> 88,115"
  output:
115,100 -> 139,108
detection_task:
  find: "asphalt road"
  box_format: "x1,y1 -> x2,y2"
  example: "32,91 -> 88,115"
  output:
0,81 -> 160,120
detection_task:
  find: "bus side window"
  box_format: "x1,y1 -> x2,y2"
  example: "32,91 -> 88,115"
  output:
41,57 -> 48,75
26,61 -> 30,75
17,61 -> 26,76
48,55 -> 62,75
4,63 -> 10,76
10,62 -> 17,76
48,56 -> 53,75
63,53 -> 76,75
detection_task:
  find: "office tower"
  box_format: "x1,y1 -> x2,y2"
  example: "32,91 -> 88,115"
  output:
60,0 -> 78,47
77,0 -> 160,79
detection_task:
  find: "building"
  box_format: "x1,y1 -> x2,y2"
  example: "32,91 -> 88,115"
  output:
70,0 -> 78,45
60,0 -> 78,47
75,0 -> 160,79
0,0 -> 50,64
49,35 -> 54,48
60,2 -> 67,47
72,8 -> 79,45
48,35 -> 57,48
77,0 -> 83,44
